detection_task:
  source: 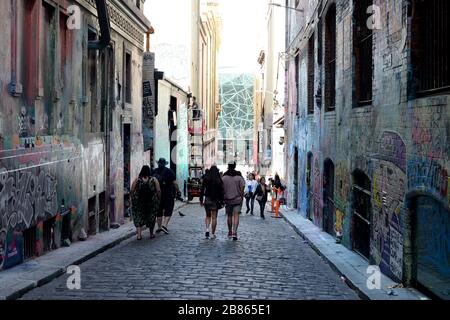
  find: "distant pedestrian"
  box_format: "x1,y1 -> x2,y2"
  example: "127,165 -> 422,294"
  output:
222,161 -> 245,241
151,158 -> 180,235
131,166 -> 161,240
200,166 -> 224,239
245,173 -> 258,215
255,177 -> 270,220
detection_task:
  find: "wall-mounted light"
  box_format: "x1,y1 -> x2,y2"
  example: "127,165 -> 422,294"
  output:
269,3 -> 304,12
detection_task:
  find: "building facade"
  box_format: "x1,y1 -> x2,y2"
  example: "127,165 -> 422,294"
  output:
217,73 -> 254,168
154,77 -> 190,197
0,0 -> 151,270
190,0 -> 222,169
284,0 -> 449,298
255,0 -> 286,177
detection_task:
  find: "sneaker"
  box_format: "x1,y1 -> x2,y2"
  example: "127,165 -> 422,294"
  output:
161,226 -> 169,235
150,234 -> 156,240
205,232 -> 210,239
228,231 -> 233,239
233,233 -> 238,241
156,228 -> 163,234
210,234 -> 217,240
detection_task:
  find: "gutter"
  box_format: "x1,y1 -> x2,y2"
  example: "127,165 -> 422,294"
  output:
88,0 -> 111,50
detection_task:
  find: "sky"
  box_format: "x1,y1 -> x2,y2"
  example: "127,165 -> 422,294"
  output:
144,0 -> 267,85
217,0 -> 266,73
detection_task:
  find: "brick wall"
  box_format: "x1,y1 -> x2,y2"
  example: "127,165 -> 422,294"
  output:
285,0 -> 450,286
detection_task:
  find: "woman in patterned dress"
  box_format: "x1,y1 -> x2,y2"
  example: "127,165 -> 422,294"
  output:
131,166 -> 161,240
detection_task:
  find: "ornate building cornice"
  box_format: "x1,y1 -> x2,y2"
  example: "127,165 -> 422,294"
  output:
79,0 -> 151,49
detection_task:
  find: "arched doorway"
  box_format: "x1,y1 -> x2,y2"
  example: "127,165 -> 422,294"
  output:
352,170 -> 372,260
323,159 -> 335,235
411,196 -> 450,300
306,152 -> 313,220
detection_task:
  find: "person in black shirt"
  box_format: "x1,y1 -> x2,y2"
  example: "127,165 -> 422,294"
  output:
200,166 -> 224,239
255,176 -> 270,220
151,158 -> 180,235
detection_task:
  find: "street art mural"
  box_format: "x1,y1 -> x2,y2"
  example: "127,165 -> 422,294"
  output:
0,135 -> 83,270
312,156 -> 322,227
0,168 -> 58,230
371,131 -> 407,281
407,159 -> 449,200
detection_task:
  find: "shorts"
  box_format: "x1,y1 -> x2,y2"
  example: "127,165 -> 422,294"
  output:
204,197 -> 218,212
157,199 -> 175,218
225,204 -> 242,216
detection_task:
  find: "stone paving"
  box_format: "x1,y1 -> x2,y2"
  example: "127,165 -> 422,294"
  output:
22,204 -> 359,300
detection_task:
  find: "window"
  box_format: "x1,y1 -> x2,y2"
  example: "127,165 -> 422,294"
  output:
136,0 -> 141,9
88,29 -> 98,132
125,51 -> 132,103
325,4 -> 336,111
307,34 -> 315,115
353,0 -> 373,106
41,1 -> 57,132
411,0 -> 449,96
23,0 -> 39,104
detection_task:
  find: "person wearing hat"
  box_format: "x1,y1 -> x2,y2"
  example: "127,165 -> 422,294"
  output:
151,158 -> 180,235
222,161 -> 245,241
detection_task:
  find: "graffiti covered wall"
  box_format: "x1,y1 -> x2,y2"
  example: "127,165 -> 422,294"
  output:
284,0 -> 450,285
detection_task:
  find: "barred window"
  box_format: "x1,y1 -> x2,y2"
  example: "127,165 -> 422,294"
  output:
411,0 -> 449,96
307,34 -> 315,115
325,4 -> 336,111
353,0 -> 373,106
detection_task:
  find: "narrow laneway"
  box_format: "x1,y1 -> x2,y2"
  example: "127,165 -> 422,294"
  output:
22,204 -> 358,300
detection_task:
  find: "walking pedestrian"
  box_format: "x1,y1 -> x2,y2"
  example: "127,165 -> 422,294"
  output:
200,166 -> 224,239
222,161 -> 245,241
131,166 -> 161,240
255,176 -> 270,220
151,158 -> 180,235
245,173 -> 258,215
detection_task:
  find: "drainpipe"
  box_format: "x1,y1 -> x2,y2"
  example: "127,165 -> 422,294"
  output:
88,0 -> 111,50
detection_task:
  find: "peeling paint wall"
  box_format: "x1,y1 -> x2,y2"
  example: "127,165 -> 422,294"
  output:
285,0 -> 450,287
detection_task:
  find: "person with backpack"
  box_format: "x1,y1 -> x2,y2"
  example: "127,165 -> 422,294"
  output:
200,166 -> 224,239
152,158 -> 180,235
131,166 -> 161,240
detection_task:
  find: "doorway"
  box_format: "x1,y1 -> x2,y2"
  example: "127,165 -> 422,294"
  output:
293,147 -> 299,209
123,123 -> 131,218
352,170 -> 372,260
412,196 -> 450,300
323,159 -> 335,236
306,152 -> 313,220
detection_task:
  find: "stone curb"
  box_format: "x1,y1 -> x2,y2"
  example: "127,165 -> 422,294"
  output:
278,207 -> 429,301
279,210 -> 369,300
0,202 -> 188,300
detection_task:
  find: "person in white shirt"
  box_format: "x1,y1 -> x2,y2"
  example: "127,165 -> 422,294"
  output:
244,173 -> 258,215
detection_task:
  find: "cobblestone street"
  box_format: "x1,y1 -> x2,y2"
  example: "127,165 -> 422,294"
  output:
22,204 -> 359,300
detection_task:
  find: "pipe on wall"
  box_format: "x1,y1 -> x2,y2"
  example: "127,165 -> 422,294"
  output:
88,0 -> 111,50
